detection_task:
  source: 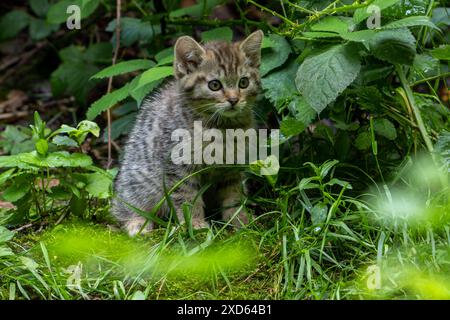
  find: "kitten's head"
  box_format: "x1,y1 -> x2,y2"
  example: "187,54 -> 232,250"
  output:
174,30 -> 263,125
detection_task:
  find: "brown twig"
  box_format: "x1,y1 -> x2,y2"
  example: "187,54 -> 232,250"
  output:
106,0 -> 122,169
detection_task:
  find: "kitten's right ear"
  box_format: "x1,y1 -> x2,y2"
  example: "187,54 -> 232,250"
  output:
174,36 -> 205,78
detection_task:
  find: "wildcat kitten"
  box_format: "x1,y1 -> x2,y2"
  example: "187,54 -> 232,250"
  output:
112,30 -> 264,236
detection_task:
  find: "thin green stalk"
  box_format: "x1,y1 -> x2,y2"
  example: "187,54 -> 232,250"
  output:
396,65 -> 434,154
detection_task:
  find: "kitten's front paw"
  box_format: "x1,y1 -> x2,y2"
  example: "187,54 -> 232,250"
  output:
223,207 -> 253,228
125,217 -> 153,237
191,218 -> 209,229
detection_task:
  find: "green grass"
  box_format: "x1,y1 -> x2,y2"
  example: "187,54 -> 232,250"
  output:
1,157 -> 449,300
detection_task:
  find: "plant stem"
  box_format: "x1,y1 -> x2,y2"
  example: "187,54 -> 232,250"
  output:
396,65 -> 434,154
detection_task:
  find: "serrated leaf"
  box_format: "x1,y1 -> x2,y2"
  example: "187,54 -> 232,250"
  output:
287,95 -> 317,126
311,16 -> 354,34
280,118 -> 307,137
369,28 -> 416,65
301,31 -> 342,39
86,83 -> 131,120
374,119 -> 397,140
296,44 -> 361,113
52,135 -> 78,147
81,172 -> 113,199
201,27 -> 233,42
3,176 -> 31,202
261,60 -> 298,108
134,66 -> 173,91
91,59 -> 155,79
260,34 -> 291,77
382,16 -> 439,30
0,151 -> 92,169
339,29 -> 377,43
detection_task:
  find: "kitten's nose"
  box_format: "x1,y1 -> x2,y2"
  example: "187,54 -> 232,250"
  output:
227,97 -> 239,106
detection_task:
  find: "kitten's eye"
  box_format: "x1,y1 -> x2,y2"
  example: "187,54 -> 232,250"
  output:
208,80 -> 222,91
239,77 -> 249,89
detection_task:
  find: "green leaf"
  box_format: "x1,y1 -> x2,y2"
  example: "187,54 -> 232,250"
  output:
310,202 -> 328,225
261,60 -> 298,108
0,168 -> 15,186
287,95 -> 317,126
260,34 -> 291,77
91,60 -> 155,79
311,16 -> 354,34
103,112 -> 137,141
374,119 -> 397,140
30,0 -> 50,17
81,172 -> 113,199
430,45 -> 450,60
0,10 -> 30,41
296,44 -> 361,113
47,0 -> 100,24
355,131 -> 372,150
280,118 -> 307,137
169,0 -> 225,18
135,66 -> 173,91
201,27 -> 233,42
52,135 -> 78,147
353,0 -> 400,24
77,120 -> 100,137
369,28 -> 416,65
29,18 -> 58,40
0,151 -> 92,169
106,17 -> 161,47
86,83 -> 131,120
319,159 -> 339,179
35,139 -> 48,156
382,16 -> 439,30
0,226 -> 14,244
339,29 -> 377,43
301,31 -> 342,39
3,176 -> 31,202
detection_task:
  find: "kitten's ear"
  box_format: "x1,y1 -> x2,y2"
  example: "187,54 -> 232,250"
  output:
174,36 -> 205,78
239,30 -> 264,67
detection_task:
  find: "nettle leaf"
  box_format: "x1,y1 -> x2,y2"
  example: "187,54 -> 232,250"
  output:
0,151 -> 92,169
287,95 -> 317,126
47,0 -> 100,24
382,16 -> 439,30
201,27 -> 233,42
91,60 -> 155,79
311,16 -> 355,34
0,10 -> 30,41
86,83 -> 131,120
374,119 -> 397,140
280,118 -> 307,137
260,34 -> 291,77
261,60 -> 298,109
339,29 -> 377,43
430,45 -> 450,60
107,17 -> 161,47
353,0 -> 400,24
369,28 -> 416,65
296,44 -> 361,113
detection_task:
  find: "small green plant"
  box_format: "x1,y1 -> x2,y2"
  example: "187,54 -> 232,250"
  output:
0,112 -> 114,226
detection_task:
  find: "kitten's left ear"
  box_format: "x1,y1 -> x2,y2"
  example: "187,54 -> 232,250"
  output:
239,30 -> 264,67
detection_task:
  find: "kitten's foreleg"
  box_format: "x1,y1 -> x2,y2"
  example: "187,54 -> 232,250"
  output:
220,182 -> 251,227
169,184 -> 208,229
